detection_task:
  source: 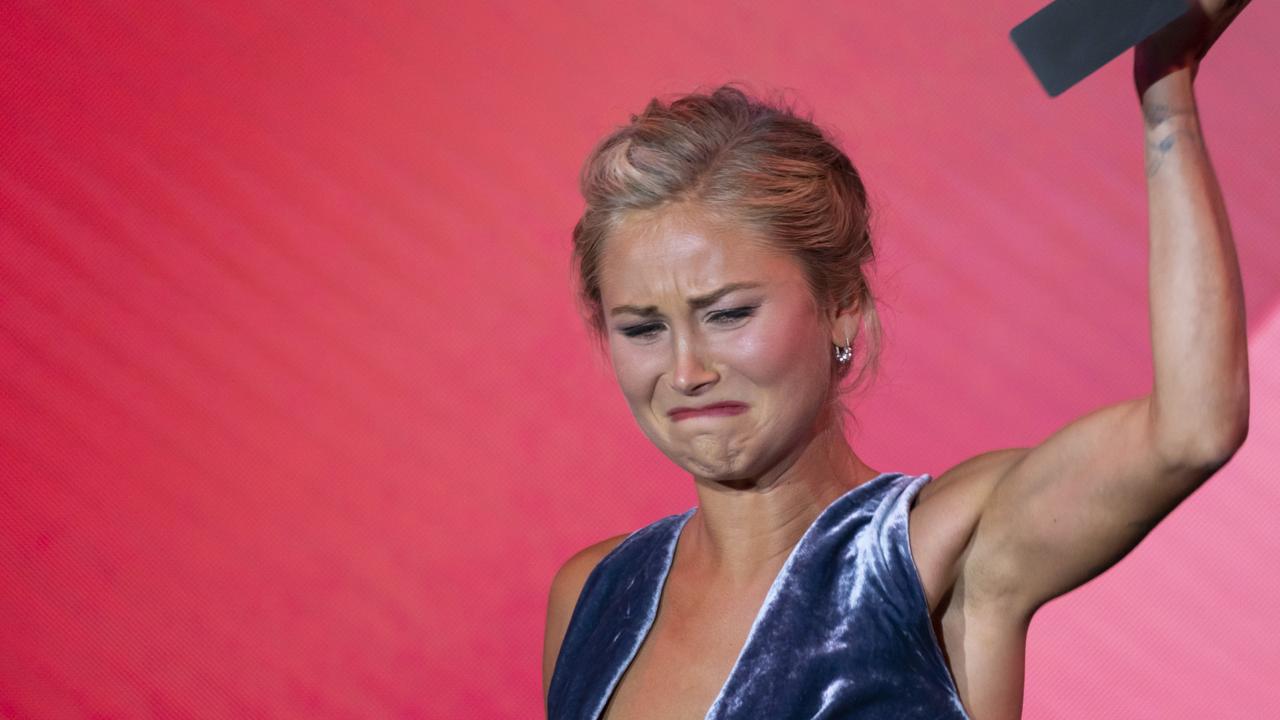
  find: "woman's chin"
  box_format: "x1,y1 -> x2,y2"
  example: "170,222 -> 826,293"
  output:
674,448 -> 757,482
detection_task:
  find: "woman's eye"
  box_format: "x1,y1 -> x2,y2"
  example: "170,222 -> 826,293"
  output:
708,306 -> 757,324
621,323 -> 663,339
617,307 -> 755,339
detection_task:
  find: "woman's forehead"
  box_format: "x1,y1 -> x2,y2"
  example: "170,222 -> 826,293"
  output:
613,203 -> 756,242
606,208 -> 785,269
599,215 -> 804,305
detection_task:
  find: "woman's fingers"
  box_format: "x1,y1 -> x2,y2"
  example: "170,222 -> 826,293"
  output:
1197,0 -> 1252,60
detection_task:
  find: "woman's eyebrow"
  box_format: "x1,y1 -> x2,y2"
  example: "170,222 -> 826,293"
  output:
609,282 -> 763,317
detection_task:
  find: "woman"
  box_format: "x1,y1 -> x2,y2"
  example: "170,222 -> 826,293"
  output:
544,2 -> 1252,718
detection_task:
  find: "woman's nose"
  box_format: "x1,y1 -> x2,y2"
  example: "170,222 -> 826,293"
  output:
669,338 -> 719,395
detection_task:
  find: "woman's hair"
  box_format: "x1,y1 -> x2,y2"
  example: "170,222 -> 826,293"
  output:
571,81 -> 884,402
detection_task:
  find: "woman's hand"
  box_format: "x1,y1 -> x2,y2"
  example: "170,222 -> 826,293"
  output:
1134,0 -> 1252,97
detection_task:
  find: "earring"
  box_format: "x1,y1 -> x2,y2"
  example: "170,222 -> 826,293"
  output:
835,333 -> 853,365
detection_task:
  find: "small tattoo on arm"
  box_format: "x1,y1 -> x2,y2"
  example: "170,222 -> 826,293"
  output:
1142,101 -> 1195,128
1144,127 -> 1201,178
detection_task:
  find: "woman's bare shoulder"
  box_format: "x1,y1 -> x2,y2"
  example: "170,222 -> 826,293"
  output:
910,448 -> 1029,612
552,533 -> 631,599
542,532 -> 631,699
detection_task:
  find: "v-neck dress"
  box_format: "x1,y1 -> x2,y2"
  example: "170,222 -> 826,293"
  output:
546,471 -> 971,720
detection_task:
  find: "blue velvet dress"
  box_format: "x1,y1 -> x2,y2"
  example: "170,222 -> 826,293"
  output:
547,471 -> 971,719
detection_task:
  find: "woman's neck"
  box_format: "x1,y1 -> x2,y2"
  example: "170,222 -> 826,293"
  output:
683,420 -> 880,585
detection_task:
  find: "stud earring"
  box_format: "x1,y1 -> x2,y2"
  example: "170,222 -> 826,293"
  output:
835,333 -> 853,365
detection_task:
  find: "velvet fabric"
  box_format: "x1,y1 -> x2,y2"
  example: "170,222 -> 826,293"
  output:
547,471 -> 971,719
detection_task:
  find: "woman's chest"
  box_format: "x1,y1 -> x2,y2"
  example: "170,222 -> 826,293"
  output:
570,475 -> 994,720
599,575 -> 773,720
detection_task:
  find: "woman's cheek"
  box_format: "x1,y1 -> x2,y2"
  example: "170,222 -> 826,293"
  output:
611,342 -> 664,407
729,311 -> 818,382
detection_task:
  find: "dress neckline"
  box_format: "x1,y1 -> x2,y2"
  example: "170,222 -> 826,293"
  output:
596,471 -> 902,720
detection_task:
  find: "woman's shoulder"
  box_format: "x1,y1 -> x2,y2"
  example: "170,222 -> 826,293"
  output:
552,533 -> 631,601
908,449 -> 1028,612
549,508 -> 688,605
543,520 -> 665,699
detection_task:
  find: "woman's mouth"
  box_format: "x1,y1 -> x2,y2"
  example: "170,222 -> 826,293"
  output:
666,402 -> 749,422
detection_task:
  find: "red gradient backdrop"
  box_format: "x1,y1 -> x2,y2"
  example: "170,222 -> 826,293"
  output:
2,2 -> 1278,718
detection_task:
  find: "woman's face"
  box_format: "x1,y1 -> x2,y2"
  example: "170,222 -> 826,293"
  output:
598,206 -> 841,481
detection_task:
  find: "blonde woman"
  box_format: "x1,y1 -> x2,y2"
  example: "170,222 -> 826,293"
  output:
544,2 -> 1252,718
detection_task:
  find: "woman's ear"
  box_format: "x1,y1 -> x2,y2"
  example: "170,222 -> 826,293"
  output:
828,297 -> 862,348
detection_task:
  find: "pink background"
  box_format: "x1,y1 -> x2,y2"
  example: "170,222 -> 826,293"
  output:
2,1 -> 1278,718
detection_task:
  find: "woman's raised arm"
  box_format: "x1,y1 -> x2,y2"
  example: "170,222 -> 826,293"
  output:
1136,0 -> 1251,464
939,0 -> 1252,617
